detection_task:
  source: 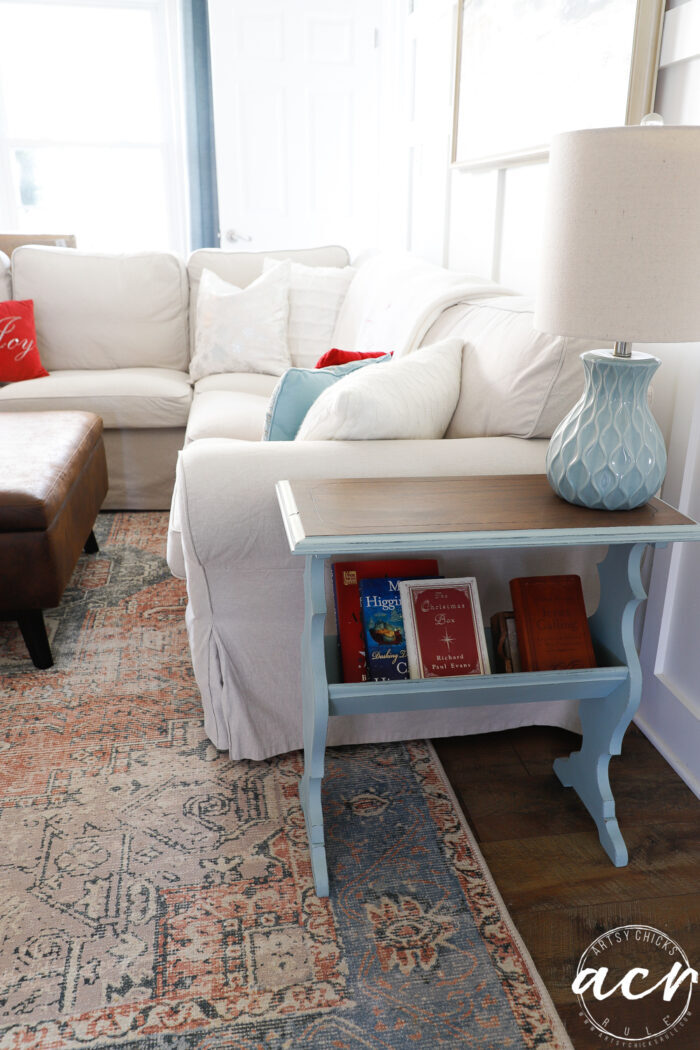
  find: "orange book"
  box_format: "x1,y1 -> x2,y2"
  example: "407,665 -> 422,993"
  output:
509,575 -> 596,672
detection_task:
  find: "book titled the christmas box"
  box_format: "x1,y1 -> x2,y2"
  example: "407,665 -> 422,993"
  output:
509,574 -> 596,671
358,576 -> 412,681
398,577 -> 490,679
332,559 -> 439,682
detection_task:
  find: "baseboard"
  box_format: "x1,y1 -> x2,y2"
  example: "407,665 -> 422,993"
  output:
634,713 -> 700,800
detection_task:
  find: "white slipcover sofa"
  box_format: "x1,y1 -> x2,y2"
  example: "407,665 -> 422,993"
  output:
0,243 -> 348,507
0,245 -> 192,508
165,251 -> 612,761
0,243 -> 626,760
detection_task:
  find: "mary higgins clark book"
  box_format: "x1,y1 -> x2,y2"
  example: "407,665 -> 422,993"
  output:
332,558 -> 438,683
358,577 -> 410,681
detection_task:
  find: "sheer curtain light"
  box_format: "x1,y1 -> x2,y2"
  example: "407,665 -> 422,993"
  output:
0,0 -> 189,254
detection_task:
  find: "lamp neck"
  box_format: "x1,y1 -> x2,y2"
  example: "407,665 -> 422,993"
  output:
613,341 -> 631,359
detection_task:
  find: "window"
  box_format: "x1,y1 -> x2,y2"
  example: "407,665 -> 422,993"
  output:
447,0 -> 663,293
0,0 -> 189,253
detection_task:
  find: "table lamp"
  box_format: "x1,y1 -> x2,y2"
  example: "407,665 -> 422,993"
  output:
534,121 -> 700,510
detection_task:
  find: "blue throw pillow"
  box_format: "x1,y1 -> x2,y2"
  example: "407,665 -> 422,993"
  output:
263,356 -> 391,441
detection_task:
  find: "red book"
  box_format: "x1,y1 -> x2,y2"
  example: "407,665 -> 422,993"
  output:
509,575 -> 596,671
332,559 -> 439,682
398,577 -> 490,679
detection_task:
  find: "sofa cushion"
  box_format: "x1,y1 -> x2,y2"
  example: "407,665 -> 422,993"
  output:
0,367 -> 192,428
185,389 -> 270,444
193,372 -> 279,397
0,299 -> 49,381
264,355 -> 391,441
11,246 -> 190,372
296,339 -> 463,441
424,297 -> 604,440
189,265 -> 292,381
187,245 -> 351,338
263,257 -> 356,369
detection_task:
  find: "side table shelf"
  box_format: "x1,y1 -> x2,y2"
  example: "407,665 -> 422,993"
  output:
325,666 -> 629,716
277,475 -> 700,896
324,625 -> 629,713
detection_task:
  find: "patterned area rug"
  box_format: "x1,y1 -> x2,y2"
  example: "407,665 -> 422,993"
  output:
0,513 -> 572,1049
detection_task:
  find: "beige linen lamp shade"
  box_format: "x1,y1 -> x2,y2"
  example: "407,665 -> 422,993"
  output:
534,123 -> 700,511
534,125 -> 700,343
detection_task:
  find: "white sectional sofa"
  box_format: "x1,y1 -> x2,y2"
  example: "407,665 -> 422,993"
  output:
0,245 -> 192,508
1,242 -> 622,760
0,243 -> 348,507
167,251 -> 611,761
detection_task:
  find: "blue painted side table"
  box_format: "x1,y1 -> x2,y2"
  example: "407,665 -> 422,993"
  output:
276,474 -> 700,897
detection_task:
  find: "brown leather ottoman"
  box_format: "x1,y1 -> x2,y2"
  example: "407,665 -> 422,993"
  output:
0,411 -> 108,668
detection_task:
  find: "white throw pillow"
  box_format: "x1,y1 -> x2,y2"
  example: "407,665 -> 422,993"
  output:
295,338 -> 463,441
263,257 -> 356,368
424,295 -> 604,440
189,262 -> 292,381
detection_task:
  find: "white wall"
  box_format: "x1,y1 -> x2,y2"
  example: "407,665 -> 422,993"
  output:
410,0 -> 637,293
636,0 -> 700,797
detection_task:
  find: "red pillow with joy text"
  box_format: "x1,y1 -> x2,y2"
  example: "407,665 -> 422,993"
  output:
0,300 -> 49,382
314,348 -> 391,369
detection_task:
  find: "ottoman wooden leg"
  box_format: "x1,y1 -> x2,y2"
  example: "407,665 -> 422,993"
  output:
17,611 -> 53,669
84,530 -> 99,554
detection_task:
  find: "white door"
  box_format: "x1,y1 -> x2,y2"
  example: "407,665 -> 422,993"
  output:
207,0 -> 383,255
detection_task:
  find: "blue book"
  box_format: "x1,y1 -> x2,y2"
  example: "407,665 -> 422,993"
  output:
359,577 -> 410,681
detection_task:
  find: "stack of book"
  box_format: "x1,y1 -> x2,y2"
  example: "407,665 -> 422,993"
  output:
332,561 -> 597,683
332,559 -> 490,682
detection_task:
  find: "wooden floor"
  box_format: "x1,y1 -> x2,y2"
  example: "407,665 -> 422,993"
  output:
433,724 -> 700,1050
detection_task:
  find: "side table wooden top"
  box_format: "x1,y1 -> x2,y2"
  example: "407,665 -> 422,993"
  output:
277,475 -> 700,556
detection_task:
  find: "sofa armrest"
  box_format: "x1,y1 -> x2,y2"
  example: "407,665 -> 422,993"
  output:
173,436 -> 548,572
167,435 -> 599,760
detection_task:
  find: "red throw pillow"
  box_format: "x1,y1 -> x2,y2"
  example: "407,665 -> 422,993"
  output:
0,300 -> 48,382
315,348 -> 390,369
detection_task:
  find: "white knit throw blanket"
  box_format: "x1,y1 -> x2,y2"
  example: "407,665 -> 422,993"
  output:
330,251 -> 507,358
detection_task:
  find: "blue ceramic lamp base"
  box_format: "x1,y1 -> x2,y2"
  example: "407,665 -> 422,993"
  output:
546,349 -> 667,511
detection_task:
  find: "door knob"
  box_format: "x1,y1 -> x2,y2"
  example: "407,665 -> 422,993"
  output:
225,228 -> 252,243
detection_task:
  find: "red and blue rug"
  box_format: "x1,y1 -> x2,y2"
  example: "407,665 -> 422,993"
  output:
0,513 -> 572,1049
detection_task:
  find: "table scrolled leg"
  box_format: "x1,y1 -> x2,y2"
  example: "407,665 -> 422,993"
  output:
554,542 -> 648,866
300,555 -> 330,896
